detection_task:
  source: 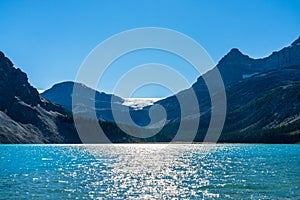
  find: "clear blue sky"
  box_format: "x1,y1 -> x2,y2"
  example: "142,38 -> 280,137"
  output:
1,0 -> 300,97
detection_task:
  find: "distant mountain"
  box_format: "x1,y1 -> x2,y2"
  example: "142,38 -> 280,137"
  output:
154,37 -> 300,119
217,36 -> 300,85
41,81 -> 128,122
42,81 -> 123,111
42,83 -> 160,112
155,37 -> 300,143
41,82 -> 154,126
0,52 -> 80,143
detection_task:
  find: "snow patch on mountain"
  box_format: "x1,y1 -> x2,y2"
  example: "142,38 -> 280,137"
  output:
122,98 -> 162,110
242,72 -> 259,79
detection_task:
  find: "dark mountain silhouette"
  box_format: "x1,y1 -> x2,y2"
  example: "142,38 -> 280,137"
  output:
41,81 -> 127,122
0,52 -> 80,143
41,82 -> 153,126
217,36 -> 300,85
42,81 -> 124,111
154,36 -> 300,143
155,65 -> 300,143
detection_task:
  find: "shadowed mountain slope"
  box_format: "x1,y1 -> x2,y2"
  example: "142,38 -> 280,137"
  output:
0,52 -> 80,143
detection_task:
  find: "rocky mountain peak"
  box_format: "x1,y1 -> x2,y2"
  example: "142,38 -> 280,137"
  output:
0,52 -> 40,111
217,48 -> 251,66
224,48 -> 249,59
228,48 -> 243,55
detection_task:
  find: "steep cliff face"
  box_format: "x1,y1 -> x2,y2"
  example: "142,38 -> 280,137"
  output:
0,52 -> 80,144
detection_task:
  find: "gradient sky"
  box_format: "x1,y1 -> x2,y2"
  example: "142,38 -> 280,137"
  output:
1,0 -> 300,97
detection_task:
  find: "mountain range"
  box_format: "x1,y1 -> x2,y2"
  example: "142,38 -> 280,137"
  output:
1,36 -> 300,143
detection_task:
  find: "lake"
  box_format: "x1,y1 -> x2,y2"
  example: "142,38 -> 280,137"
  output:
0,144 -> 299,199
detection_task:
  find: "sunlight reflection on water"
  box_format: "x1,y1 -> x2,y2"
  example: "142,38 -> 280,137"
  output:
0,144 -> 299,199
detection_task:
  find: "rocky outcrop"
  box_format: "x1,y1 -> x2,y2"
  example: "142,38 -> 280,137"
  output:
0,52 -> 80,144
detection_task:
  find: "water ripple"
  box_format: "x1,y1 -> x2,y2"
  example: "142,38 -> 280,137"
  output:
0,144 -> 299,199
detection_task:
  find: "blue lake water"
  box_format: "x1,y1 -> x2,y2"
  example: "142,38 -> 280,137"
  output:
0,144 -> 299,199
